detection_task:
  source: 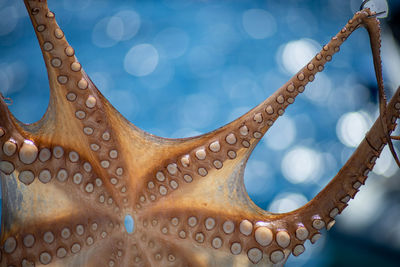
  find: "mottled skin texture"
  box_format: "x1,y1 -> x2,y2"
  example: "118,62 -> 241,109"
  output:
0,0 -> 399,266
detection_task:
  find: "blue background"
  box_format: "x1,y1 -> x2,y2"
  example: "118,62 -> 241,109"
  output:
0,0 -> 400,266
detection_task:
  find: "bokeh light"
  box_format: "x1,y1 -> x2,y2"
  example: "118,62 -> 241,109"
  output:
92,17 -> 119,48
111,10 -> 141,41
282,146 -> 323,184
268,192 -> 308,213
264,115 -> 296,151
373,146 -> 398,177
338,178 -> 385,231
0,5 -> 18,36
92,10 -> 140,48
242,9 -> 277,39
304,73 -> 332,104
336,111 -> 372,148
280,38 -> 320,75
124,44 -> 159,77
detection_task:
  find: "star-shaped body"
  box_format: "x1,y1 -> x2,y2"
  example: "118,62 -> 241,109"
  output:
0,1 -> 399,266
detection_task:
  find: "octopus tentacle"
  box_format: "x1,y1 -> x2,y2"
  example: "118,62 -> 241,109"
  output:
361,9 -> 400,167
269,9 -> 400,261
279,83 -> 400,243
21,0 -> 137,208
130,9 -> 399,265
130,9 -> 384,212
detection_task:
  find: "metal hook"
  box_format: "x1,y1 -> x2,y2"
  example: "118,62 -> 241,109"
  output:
360,0 -> 371,10
368,10 -> 387,18
360,0 -> 387,18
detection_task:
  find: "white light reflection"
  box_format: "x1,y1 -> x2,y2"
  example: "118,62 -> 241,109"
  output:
242,9 -> 276,39
124,44 -> 159,77
0,5 -> 18,36
106,16 -> 124,41
338,179 -> 384,231
264,115 -> 296,151
154,27 -> 189,59
112,10 -> 141,41
382,32 -> 400,92
280,38 -> 320,75
92,11 -> 140,47
304,72 -> 332,104
373,146 -> 398,178
282,146 -> 323,184
336,111 -> 372,148
0,61 -> 27,95
268,193 -> 308,213
92,17 -> 118,48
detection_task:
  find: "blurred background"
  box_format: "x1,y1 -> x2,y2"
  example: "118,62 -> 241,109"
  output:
0,0 -> 400,266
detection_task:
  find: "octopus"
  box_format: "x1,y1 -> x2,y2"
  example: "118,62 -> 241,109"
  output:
0,0 -> 399,266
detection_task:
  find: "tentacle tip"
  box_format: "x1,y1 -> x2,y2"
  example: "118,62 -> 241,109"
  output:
387,136 -> 400,168
368,11 -> 387,19
360,0 -> 389,19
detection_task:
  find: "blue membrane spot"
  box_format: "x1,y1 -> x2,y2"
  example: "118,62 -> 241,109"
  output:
124,214 -> 134,234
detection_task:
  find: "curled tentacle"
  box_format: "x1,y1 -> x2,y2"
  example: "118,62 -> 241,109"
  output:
275,9 -> 400,260
360,7 -> 400,167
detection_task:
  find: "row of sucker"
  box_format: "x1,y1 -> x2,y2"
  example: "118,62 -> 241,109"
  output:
0,128 -> 119,211
1,214 -> 120,266
135,12 -> 364,211
129,235 -> 191,266
28,1 -> 129,208
133,11 -> 400,266
287,12 -> 400,257
137,210 -> 338,265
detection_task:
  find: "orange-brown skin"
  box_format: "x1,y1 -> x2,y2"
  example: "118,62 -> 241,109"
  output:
0,1 -> 399,266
